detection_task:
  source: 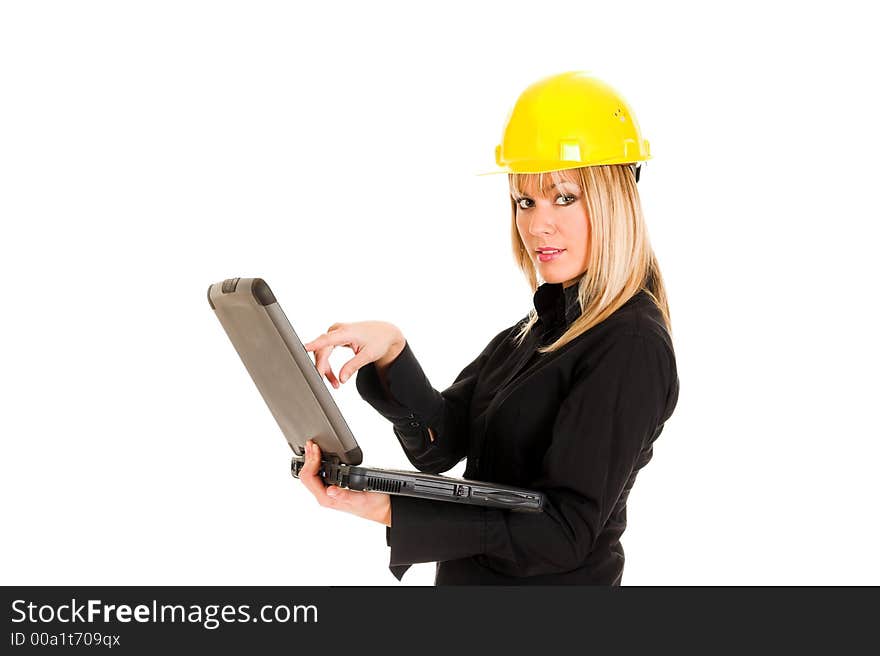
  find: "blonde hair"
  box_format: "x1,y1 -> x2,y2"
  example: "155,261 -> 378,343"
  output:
509,164 -> 671,353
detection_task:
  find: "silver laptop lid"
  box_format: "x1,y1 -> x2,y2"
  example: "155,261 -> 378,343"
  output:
208,277 -> 362,465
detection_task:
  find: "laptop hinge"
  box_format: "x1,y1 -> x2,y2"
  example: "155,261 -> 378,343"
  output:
290,453 -> 349,488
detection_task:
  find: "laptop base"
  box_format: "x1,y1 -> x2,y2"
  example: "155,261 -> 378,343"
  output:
291,456 -> 544,512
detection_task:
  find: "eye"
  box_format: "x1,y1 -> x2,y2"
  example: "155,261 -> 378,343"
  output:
555,194 -> 577,205
514,197 -> 534,210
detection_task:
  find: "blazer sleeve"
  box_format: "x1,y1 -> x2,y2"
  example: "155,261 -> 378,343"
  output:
355,326 -> 515,474
383,332 -> 679,579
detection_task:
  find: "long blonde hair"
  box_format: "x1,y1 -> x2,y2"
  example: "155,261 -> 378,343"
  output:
509,163 -> 671,353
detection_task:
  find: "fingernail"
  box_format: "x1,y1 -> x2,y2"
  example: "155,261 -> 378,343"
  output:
326,487 -> 338,497
340,373 -> 348,383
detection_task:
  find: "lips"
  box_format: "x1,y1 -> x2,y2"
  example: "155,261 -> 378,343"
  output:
537,249 -> 565,263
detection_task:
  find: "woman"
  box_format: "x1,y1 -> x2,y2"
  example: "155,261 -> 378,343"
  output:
300,71 -> 679,585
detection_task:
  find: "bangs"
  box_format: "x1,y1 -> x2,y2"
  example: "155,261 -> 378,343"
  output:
508,167 -> 582,199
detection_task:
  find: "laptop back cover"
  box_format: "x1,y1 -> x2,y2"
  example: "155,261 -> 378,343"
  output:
208,277 -> 362,465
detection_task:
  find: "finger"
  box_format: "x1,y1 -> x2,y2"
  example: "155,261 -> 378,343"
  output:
310,439 -> 323,461
298,441 -> 320,486
338,352 -> 373,384
302,330 -> 338,353
325,485 -> 352,504
298,441 -> 328,500
313,345 -> 340,389
303,323 -> 349,352
301,443 -> 352,511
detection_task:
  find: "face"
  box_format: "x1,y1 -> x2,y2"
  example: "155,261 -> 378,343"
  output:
513,172 -> 589,288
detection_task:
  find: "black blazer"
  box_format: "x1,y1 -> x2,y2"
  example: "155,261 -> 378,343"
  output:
355,281 -> 679,584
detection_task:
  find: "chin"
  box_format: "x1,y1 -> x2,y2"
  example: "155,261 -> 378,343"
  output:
540,271 -> 575,284
537,265 -> 586,287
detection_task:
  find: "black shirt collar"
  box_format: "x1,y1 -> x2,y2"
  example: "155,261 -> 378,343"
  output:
533,280 -> 583,332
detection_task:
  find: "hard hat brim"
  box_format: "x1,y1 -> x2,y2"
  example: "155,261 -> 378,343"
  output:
475,155 -> 652,177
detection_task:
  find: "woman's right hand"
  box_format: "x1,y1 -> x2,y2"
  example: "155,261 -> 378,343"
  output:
303,321 -> 405,389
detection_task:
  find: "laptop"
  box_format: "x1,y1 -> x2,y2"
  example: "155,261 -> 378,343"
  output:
207,277 -> 545,512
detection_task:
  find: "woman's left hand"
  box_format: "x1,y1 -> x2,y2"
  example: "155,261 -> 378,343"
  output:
298,439 -> 392,527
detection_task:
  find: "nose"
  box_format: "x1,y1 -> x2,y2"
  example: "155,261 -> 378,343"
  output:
527,203 -> 556,236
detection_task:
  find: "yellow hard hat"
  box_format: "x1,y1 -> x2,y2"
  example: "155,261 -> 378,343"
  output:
485,70 -> 651,177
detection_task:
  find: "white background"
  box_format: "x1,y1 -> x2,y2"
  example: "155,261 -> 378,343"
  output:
1,0 -> 878,586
